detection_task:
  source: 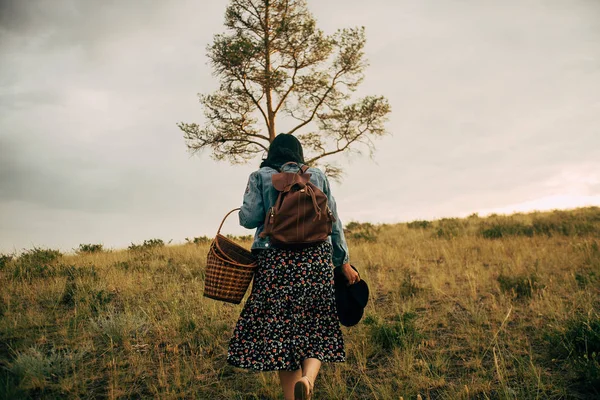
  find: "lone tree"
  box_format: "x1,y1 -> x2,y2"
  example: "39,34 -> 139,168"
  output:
178,0 -> 391,178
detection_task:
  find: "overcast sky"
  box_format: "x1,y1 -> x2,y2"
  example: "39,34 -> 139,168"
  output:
1,0 -> 599,253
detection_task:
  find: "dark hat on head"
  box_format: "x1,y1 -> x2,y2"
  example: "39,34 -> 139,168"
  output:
333,265 -> 369,327
259,133 -> 305,170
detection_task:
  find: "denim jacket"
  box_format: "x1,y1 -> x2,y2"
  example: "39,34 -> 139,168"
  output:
239,163 -> 350,268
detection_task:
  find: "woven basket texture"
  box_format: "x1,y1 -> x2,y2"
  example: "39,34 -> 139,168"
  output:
204,234 -> 256,304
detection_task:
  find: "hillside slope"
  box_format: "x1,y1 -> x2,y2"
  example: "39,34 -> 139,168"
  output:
1,207 -> 599,399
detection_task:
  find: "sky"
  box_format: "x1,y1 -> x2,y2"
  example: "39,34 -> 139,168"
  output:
1,0 -> 599,253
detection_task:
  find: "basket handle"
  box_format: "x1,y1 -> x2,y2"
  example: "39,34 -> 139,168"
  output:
217,208 -> 241,235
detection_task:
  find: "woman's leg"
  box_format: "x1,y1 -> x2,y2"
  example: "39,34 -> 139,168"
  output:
278,369 -> 303,400
300,358 -> 322,391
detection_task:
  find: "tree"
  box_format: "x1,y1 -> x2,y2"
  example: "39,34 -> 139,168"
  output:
178,0 -> 391,179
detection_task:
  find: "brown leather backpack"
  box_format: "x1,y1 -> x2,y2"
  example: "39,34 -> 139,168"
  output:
259,162 -> 335,247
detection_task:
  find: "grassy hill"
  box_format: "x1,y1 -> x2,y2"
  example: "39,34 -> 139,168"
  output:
1,207 -> 599,399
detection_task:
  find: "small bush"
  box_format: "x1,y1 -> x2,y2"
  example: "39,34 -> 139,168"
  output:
547,313 -> 600,394
0,253 -> 14,269
185,236 -> 212,245
75,243 -> 104,254
128,238 -> 165,251
225,234 -> 254,242
364,312 -> 423,350
62,285 -> 114,316
90,312 -> 149,346
478,209 -> 600,239
532,215 -> 596,237
436,218 -> 464,239
8,346 -> 85,389
497,274 -> 540,299
60,266 -> 113,315
344,222 -> 380,242
407,220 -> 432,229
12,247 -> 62,280
480,222 -> 534,239
18,247 -> 62,264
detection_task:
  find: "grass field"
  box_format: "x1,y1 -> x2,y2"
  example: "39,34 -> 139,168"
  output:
1,207 -> 599,399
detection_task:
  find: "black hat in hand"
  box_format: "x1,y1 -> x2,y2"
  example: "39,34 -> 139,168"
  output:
333,264 -> 369,327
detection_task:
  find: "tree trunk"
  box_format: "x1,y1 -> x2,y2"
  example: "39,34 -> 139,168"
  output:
264,0 -> 276,142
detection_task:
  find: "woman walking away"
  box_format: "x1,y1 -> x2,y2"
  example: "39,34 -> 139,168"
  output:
227,133 -> 360,400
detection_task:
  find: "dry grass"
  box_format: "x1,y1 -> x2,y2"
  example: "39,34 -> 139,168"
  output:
1,207 -> 599,399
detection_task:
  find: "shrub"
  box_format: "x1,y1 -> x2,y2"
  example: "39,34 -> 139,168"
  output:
0,253 -> 14,270
60,267 -> 112,314
225,234 -> 254,242
531,211 -> 599,237
62,285 -> 114,314
185,236 -> 212,245
75,243 -> 104,254
547,313 -> 600,394
344,222 -> 380,242
128,238 -> 165,251
478,209 -> 600,239
407,220 -> 432,229
497,273 -> 540,299
90,312 -> 149,346
480,222 -> 534,239
364,312 -> 423,350
12,247 -> 62,280
60,265 -> 97,307
436,218 -> 464,239
17,247 -> 61,265
8,346 -> 85,389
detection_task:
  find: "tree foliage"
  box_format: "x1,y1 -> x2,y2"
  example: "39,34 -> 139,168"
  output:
178,0 -> 391,178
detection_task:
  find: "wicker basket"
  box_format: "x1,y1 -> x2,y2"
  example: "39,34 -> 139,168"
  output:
204,208 -> 257,304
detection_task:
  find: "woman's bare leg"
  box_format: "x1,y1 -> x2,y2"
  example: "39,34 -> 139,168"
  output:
278,369 -> 303,400
300,358 -> 322,392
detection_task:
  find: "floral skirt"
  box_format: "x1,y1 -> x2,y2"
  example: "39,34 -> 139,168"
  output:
227,241 -> 346,371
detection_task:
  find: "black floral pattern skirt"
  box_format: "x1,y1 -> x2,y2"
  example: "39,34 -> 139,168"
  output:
227,241 -> 346,371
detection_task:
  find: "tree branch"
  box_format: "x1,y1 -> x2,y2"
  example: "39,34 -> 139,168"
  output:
235,74 -> 270,129
274,61 -> 298,113
306,132 -> 360,164
286,69 -> 345,135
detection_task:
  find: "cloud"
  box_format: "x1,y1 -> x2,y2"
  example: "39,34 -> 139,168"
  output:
1,0 -> 599,252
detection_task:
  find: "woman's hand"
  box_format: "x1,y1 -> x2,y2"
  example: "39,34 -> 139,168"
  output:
341,263 -> 360,285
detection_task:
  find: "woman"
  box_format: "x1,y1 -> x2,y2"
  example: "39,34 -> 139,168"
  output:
227,134 -> 360,400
